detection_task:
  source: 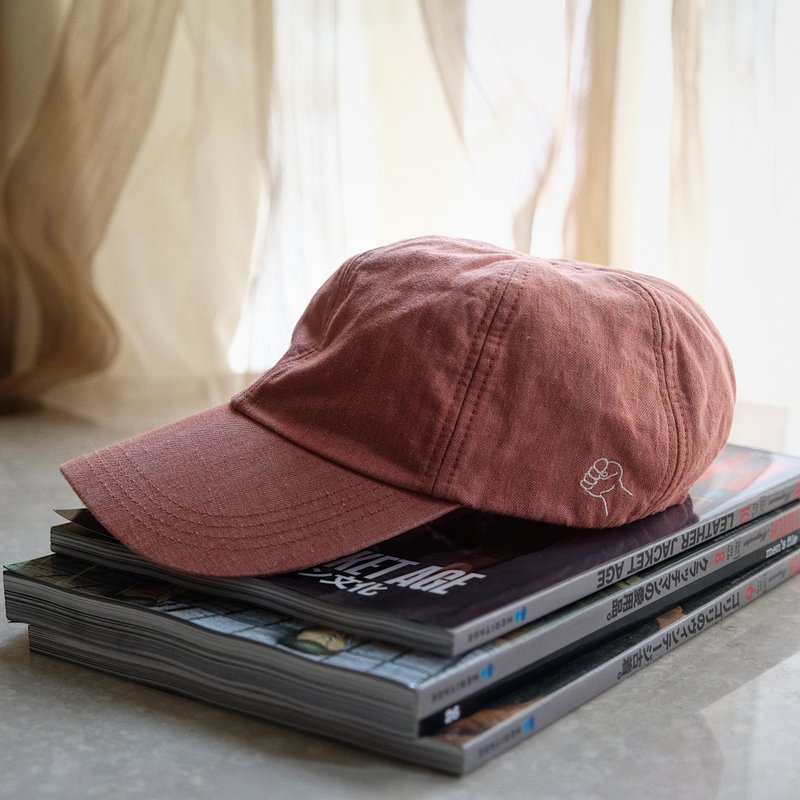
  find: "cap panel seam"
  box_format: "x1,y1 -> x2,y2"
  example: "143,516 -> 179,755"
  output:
238,345 -> 321,399
635,282 -> 689,502
433,262 -> 526,496
238,252 -> 367,395
421,267 -> 514,490
608,273 -> 684,509
317,249 -> 364,344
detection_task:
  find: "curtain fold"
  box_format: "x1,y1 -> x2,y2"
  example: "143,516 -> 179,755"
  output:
1,0 -> 273,426
421,0 -> 570,255
563,0 -> 620,264
670,0 -> 708,303
0,0 -> 178,411
233,0 -> 344,374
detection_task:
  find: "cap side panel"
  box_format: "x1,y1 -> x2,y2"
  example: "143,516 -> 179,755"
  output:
432,260 -> 675,527
235,243 -> 524,496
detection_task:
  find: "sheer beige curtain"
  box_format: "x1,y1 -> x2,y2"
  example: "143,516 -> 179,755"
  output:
1,1 -> 799,452
1,0 -> 271,424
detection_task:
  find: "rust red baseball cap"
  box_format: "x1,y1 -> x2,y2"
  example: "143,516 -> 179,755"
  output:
61,236 -> 736,576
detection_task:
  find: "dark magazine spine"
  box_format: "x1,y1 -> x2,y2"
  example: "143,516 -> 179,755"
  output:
456,546 -> 800,774
418,504 -> 800,732
450,476 -> 800,653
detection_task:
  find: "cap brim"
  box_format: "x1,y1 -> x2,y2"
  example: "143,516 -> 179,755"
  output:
60,404 -> 458,577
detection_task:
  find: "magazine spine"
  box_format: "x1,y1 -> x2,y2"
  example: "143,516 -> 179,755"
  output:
449,477 -> 800,654
9,548 -> 800,775
417,502 -> 800,727
458,546 -> 800,774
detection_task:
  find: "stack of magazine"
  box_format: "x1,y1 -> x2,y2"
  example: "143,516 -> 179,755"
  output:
5,443 -> 800,775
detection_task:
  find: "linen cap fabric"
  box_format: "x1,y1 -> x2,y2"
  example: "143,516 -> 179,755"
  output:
61,236 -> 736,576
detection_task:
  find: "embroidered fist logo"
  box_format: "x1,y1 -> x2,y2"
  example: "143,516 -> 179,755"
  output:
580,458 -> 633,517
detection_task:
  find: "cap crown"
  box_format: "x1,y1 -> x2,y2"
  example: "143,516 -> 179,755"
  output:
234,236 -> 735,528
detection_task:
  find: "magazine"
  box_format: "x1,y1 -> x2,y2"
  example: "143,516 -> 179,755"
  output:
6,499 -> 800,737
51,443 -> 800,655
12,547 -> 800,775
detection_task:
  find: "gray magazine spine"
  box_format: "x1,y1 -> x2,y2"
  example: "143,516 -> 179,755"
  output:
450,477 -> 800,652
28,503 -> 800,739
21,547 -> 800,775
43,503 -> 800,732
417,502 -> 800,721
457,547 -> 800,774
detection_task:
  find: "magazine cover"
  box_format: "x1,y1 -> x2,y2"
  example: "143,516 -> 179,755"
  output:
16,546 -> 800,775
53,444 -> 800,654
48,501 -> 800,731
6,498 -> 800,737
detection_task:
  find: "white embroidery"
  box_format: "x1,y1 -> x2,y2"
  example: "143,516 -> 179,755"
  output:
580,458 -> 633,516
